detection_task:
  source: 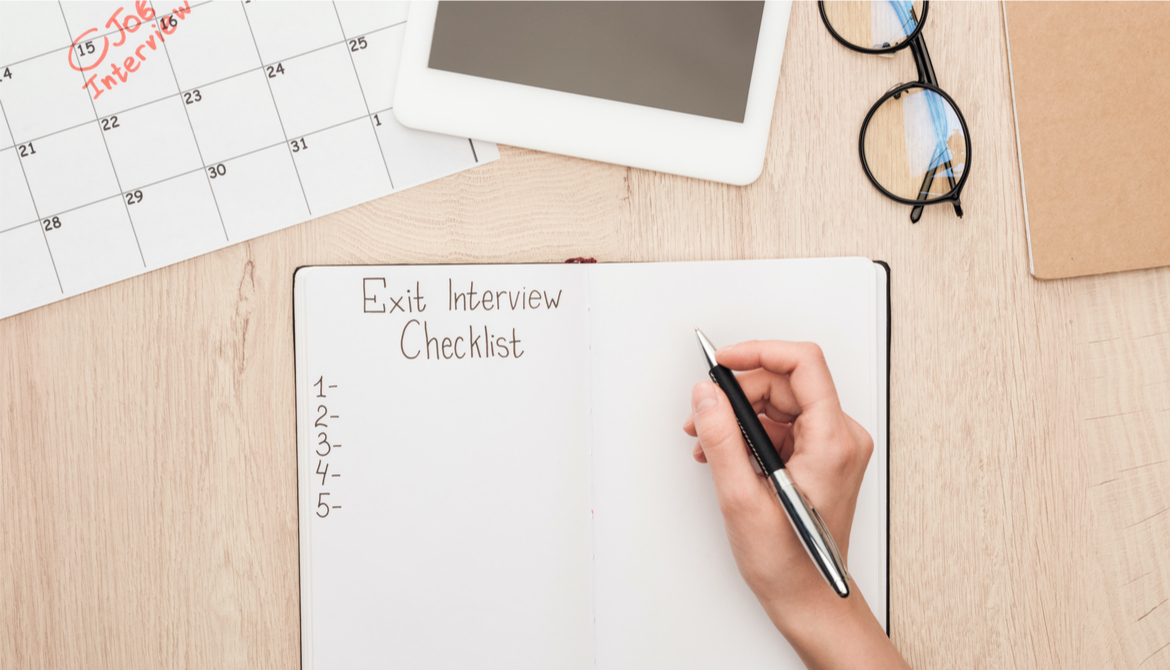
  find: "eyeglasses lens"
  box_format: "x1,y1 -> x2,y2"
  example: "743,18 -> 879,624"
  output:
862,86 -> 966,201
822,1 -> 924,51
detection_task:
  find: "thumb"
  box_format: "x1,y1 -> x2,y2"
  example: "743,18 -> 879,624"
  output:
691,382 -> 770,513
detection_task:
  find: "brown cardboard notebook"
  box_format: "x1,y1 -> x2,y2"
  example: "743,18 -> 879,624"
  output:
1004,2 -> 1170,279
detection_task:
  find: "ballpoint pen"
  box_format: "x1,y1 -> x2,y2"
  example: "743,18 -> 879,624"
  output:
694,328 -> 851,598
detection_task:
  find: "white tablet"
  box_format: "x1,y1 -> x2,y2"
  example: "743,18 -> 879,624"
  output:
394,1 -> 793,185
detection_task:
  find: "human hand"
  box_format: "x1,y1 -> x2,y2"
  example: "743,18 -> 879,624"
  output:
683,340 -> 908,669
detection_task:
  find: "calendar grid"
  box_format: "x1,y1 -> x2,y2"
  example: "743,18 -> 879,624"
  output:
1,194 -> 118,234
332,2 -> 395,190
0,12 -> 395,90
2,105 -> 399,235
0,1 -> 214,73
0,97 -> 64,293
149,0 -> 229,241
57,1 -> 147,268
239,3 -> 312,215
1,20 -> 406,153
1,2 -> 499,319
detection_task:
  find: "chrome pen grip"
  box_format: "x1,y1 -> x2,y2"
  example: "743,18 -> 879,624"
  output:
770,469 -> 851,598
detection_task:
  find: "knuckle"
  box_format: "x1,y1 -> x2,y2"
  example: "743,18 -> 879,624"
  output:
801,341 -> 826,363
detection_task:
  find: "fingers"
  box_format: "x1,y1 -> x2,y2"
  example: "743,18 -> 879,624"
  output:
759,416 -> 795,463
683,368 -> 799,435
737,368 -> 801,422
716,341 -> 841,414
691,417 -> 792,464
690,381 -> 771,512
693,441 -> 707,463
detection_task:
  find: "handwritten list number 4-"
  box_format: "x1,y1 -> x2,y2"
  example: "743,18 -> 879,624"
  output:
313,375 -> 341,518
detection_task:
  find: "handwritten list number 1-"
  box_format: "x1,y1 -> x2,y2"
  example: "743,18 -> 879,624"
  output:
313,375 -> 342,518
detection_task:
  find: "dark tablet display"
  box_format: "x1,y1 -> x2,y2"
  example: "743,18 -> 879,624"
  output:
428,1 -> 765,123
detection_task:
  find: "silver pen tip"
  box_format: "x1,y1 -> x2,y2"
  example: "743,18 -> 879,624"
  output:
695,328 -> 718,368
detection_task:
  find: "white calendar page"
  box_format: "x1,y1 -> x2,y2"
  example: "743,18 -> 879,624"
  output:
0,1 -> 499,319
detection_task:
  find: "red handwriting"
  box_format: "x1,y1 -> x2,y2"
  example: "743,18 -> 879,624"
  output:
69,1 -> 194,100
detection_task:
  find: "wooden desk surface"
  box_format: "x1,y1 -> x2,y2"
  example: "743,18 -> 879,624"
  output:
3,3 -> 1168,668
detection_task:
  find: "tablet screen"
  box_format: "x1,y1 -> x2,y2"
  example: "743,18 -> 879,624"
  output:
428,2 -> 765,124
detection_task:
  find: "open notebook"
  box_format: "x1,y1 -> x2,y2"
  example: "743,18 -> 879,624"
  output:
293,258 -> 890,669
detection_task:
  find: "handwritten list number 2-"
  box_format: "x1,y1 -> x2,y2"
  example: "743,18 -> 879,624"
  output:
313,375 -> 342,518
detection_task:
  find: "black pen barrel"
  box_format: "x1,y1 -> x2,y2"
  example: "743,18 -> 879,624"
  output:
708,364 -> 786,474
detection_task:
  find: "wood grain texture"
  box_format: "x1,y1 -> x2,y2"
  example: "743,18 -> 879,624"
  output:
2,3 -> 1167,668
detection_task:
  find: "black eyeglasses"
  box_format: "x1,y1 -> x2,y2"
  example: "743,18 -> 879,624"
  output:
819,1 -> 969,223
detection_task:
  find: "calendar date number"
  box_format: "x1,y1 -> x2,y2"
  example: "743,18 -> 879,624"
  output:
125,190 -> 143,205
43,216 -> 61,231
208,164 -> 227,179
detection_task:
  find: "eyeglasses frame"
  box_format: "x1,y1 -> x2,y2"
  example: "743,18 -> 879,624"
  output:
818,1 -> 971,223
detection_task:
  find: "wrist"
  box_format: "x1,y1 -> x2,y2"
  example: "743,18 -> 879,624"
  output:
763,583 -> 904,670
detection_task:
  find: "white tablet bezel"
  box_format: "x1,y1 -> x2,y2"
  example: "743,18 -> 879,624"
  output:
394,1 -> 792,185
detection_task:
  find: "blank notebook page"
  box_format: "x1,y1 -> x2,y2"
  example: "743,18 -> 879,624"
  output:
588,258 -> 885,668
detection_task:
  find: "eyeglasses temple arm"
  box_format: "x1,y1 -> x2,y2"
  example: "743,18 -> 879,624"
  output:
910,163 -> 938,223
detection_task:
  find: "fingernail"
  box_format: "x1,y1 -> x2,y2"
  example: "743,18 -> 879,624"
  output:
715,345 -> 732,355
692,382 -> 717,413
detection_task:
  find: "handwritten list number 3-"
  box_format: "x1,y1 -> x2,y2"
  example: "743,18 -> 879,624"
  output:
313,375 -> 341,518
